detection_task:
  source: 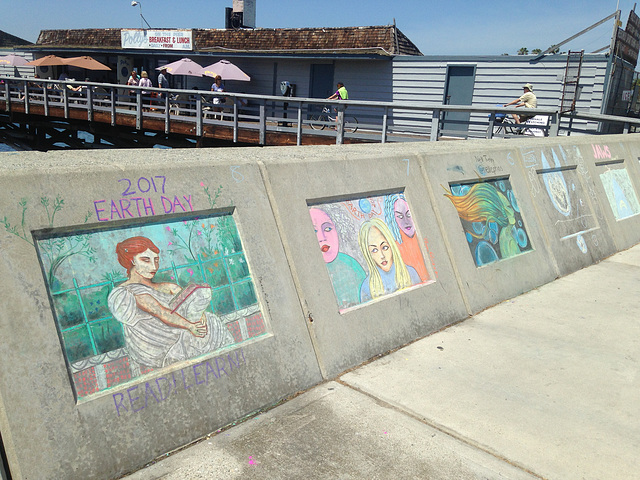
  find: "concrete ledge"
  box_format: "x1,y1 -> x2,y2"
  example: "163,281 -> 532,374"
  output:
1,133 -> 639,479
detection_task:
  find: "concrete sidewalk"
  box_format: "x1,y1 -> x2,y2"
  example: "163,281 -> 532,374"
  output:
121,245 -> 640,480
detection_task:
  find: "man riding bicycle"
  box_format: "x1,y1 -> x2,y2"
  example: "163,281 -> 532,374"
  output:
504,83 -> 537,124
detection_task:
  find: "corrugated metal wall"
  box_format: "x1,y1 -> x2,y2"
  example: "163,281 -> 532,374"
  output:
392,54 -> 613,136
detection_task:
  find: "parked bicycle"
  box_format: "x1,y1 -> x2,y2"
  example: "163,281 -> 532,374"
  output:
309,105 -> 358,133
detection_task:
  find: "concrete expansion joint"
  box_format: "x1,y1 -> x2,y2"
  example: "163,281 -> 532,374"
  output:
335,378 -> 546,480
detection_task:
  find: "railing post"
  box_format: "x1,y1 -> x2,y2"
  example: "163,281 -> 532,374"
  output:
43,85 -> 49,117
382,106 -> 389,143
296,102 -> 302,146
136,91 -> 142,130
5,81 -> 10,113
164,93 -> 170,134
336,105 -> 345,145
63,87 -> 69,119
623,122 -> 630,134
486,112 -> 495,139
23,80 -> 30,115
430,108 -> 440,141
233,101 -> 238,143
196,96 -> 203,137
549,112 -> 559,137
87,87 -> 93,122
110,88 -> 116,126
259,100 -> 266,145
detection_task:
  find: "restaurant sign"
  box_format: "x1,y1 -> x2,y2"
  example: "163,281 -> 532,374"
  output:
615,11 -> 640,67
121,29 -> 193,51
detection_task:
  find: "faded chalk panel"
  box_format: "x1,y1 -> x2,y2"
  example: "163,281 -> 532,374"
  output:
599,168 -> 640,220
35,212 -> 266,400
309,192 -> 430,311
444,178 -> 532,267
536,146 -> 599,241
515,143 -> 618,274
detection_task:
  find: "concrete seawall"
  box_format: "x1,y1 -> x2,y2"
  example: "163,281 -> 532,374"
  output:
0,133 -> 638,479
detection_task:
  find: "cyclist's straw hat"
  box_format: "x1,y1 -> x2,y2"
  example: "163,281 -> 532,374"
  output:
523,83 -> 534,91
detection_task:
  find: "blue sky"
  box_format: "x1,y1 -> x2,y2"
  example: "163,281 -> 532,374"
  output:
2,0 -> 639,56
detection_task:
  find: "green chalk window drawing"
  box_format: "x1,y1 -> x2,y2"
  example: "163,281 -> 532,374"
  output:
35,214 -> 266,399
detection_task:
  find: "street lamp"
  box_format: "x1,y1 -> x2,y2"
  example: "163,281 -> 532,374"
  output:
131,1 -> 151,29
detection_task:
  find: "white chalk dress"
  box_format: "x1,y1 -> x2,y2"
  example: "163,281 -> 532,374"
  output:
108,283 -> 233,369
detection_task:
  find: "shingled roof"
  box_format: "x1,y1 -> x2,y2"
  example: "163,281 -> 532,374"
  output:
33,26 -> 422,56
0,30 -> 33,47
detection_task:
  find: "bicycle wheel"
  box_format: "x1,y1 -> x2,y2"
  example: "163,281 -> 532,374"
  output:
309,114 -> 326,130
344,116 -> 358,134
488,124 -> 504,137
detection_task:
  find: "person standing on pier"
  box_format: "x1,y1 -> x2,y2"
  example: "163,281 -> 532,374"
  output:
157,67 -> 169,100
139,71 -> 153,110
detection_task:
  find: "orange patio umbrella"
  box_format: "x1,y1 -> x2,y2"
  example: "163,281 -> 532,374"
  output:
63,56 -> 111,71
25,55 -> 68,67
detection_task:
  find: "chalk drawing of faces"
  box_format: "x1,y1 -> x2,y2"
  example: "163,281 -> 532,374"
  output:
394,197 -> 416,238
310,208 -> 339,263
368,225 -> 394,272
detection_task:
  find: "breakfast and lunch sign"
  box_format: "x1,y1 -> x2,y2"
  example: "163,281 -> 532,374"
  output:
121,29 -> 193,51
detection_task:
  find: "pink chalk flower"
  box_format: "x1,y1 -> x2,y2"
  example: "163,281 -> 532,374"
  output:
200,182 -> 205,187
187,268 -> 194,276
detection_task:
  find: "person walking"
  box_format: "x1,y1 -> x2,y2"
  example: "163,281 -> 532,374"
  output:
157,68 -> 169,100
139,71 -> 153,111
211,75 -> 225,118
504,83 -> 537,124
127,69 -> 139,103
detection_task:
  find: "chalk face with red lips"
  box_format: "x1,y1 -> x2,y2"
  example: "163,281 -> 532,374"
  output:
308,206 -> 367,309
310,208 -> 340,264
367,226 -> 393,272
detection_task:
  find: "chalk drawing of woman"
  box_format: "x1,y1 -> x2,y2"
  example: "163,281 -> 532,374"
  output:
310,207 -> 366,309
383,193 -> 429,282
358,218 -> 420,302
107,236 -> 232,371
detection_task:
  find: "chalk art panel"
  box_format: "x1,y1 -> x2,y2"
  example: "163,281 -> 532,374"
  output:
599,168 -> 640,220
444,178 -> 532,267
537,147 -> 598,241
35,213 -> 266,399
309,193 -> 430,311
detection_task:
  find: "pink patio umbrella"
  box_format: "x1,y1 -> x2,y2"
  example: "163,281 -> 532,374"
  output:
202,59 -> 250,81
157,58 -> 204,77
0,54 -> 30,66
